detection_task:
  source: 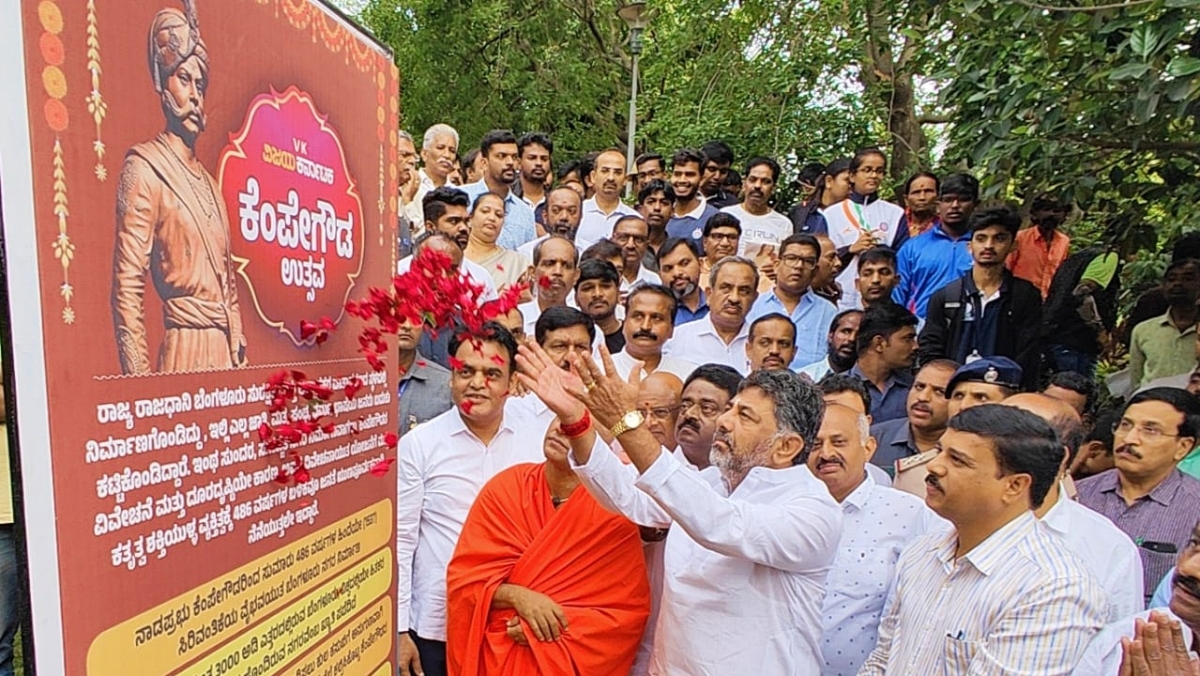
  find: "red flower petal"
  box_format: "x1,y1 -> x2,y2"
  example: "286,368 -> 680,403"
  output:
300,320 -> 317,339
293,466 -> 312,484
384,432 -> 399,449
449,357 -> 466,370
344,376 -> 364,399
321,422 -> 335,434
257,423 -> 273,442
274,467 -> 289,484
315,332 -> 329,345
490,355 -> 505,366
460,400 -> 474,414
319,316 -> 336,331
537,275 -> 552,290
369,457 -> 396,477
495,263 -> 505,272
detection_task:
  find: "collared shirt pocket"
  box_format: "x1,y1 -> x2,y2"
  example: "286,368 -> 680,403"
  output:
943,634 -> 977,676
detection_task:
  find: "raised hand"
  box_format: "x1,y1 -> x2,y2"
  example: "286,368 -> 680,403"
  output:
515,342 -> 588,423
1119,612 -> 1200,676
566,343 -> 641,431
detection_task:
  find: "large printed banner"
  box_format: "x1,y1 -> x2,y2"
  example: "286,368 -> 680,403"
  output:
0,1 -> 400,674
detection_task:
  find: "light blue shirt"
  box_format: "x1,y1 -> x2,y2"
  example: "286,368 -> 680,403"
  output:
747,289 -> 838,369
460,180 -> 537,250
1151,566 -> 1173,609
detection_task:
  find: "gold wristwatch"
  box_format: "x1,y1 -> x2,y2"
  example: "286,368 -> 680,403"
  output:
609,410 -> 646,437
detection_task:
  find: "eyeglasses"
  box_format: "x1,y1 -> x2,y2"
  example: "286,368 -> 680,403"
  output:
680,398 -> 724,417
1112,420 -> 1184,440
856,167 -> 886,176
613,233 -> 649,245
780,254 -> 818,268
638,405 -> 682,420
706,232 -> 738,242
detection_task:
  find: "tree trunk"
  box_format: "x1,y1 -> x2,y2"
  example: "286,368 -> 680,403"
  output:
859,0 -> 926,185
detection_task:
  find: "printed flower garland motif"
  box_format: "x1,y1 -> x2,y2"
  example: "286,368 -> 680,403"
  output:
39,0 -> 74,324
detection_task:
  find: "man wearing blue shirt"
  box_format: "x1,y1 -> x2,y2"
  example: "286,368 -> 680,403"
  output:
665,148 -> 719,248
848,302 -> 919,424
747,234 -> 838,368
893,173 -> 978,320
460,129 -> 537,250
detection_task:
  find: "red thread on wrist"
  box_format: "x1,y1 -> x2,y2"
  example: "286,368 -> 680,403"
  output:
560,410 -> 592,438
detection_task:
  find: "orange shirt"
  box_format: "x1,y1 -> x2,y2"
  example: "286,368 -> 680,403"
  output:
1007,227 -> 1070,298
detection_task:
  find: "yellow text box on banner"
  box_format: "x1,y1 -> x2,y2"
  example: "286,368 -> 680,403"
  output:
174,548 -> 391,676
86,499 -> 392,676
274,599 -> 392,676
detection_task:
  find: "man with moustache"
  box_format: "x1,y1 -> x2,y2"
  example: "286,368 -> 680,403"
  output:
721,159 -> 793,282
398,325 -> 544,676
517,347 -> 841,675
700,140 -> 739,208
798,310 -> 863,382
656,238 -> 709,325
509,307 -> 599,437
515,132 -> 552,212
855,247 -> 899,310
746,234 -> 838,369
848,303 -> 919,424
610,216 -> 663,292
1003,393 -> 1144,621
665,257 -> 759,374
745,313 -> 798,373
813,234 -> 844,306
637,372 -> 685,454
114,1 -> 247,374
919,205 -> 1043,390
698,214 -> 742,293
517,186 -> 583,260
418,123 -> 459,194
808,403 -> 930,676
397,315 -> 454,436
1129,260 -> 1200,391
610,285 -> 696,381
870,358 -> 958,478
637,180 -> 675,271
1072,519 -> 1200,675
575,259 -> 625,354
945,356 -> 1023,417
859,405 -> 1107,675
577,150 -> 639,250
461,130 -> 537,249
665,148 -> 719,247
634,152 -> 666,193
1078,388 -> 1200,604
894,173 -> 979,320
673,365 -> 743,471
517,236 -> 579,337
1009,195 -> 1072,298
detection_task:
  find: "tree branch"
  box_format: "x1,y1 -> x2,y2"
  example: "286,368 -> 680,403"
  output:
918,113 -> 952,124
1013,0 -> 1156,12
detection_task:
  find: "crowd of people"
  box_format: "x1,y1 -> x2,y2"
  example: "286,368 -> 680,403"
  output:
394,123 -> 1200,675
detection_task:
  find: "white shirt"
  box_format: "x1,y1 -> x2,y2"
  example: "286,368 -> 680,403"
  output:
1040,490 -> 1144,621
721,204 -> 792,260
664,315 -> 751,374
516,234 -> 548,261
820,476 -> 929,676
396,407 -> 544,640
571,437 -> 842,675
859,511 -> 1107,676
516,295 -> 578,337
610,349 -> 698,382
576,197 -> 639,251
620,267 -> 662,294
1071,608 -> 1197,676
797,357 -> 836,383
823,197 -> 905,311
503,395 -> 556,440
397,254 -> 498,302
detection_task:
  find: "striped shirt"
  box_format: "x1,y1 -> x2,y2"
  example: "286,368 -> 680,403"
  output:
1076,468 -> 1200,602
857,511 -> 1107,676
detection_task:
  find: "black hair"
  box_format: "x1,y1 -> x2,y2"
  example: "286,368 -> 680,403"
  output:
555,159 -> 582,182
948,404 -> 1064,509
828,309 -> 864,335
635,151 -> 663,168
1165,257 -> 1200,276
818,373 -> 872,416
575,258 -> 620,289
581,239 -> 623,263
479,129 -> 518,157
470,191 -> 505,213
903,171 -> 940,195
517,132 -> 553,156
423,186 -> 470,223
1172,233 -> 1200,263
656,237 -> 698,266
939,173 -> 980,202
855,302 -> 918,352
535,306 -> 595,345
1046,371 -> 1096,414
625,283 -> 679,319
1124,387 -> 1200,439
798,162 -> 825,187
700,141 -> 734,166
724,168 -> 741,186
850,147 -> 887,172
1084,409 -> 1118,453
743,369 -> 825,463
532,235 -> 578,266
671,148 -> 707,170
745,157 -> 781,183
857,246 -> 897,271
779,233 -> 820,257
749,312 -> 796,343
449,321 -> 519,373
968,204 -> 1022,237
637,179 -> 676,205
461,148 -> 480,171
683,363 -> 743,400
808,158 -> 852,207
703,212 -> 742,237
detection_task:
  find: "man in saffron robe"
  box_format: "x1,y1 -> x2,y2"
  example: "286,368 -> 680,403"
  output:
446,419 -> 650,676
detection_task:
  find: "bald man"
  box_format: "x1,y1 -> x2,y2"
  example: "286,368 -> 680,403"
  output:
1003,393 -> 1143,621
637,372 -> 684,452
577,150 -> 638,250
